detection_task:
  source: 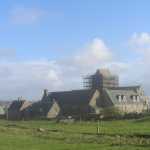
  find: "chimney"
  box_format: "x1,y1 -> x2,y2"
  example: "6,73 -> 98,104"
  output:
42,89 -> 48,101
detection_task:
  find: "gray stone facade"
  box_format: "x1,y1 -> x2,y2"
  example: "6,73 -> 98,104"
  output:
7,69 -> 150,120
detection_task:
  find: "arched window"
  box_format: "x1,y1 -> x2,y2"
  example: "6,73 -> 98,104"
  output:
116,95 -> 125,102
133,96 -> 136,102
136,96 -> 140,102
123,95 -> 126,102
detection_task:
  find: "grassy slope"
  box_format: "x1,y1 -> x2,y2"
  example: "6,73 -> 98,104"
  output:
0,118 -> 150,150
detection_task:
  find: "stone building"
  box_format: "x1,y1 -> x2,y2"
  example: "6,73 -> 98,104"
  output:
102,85 -> 149,113
38,87 -> 148,119
7,99 -> 32,120
24,69 -> 148,120
23,89 -> 102,119
8,69 -> 149,120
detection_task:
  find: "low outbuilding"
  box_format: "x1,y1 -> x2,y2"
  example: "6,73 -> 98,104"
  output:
7,99 -> 32,120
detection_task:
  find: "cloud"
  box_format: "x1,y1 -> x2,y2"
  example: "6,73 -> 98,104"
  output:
129,32 -> 150,57
59,38 -> 113,72
0,38 -> 114,100
130,32 -> 150,46
74,38 -> 112,67
0,48 -> 16,60
10,6 -> 45,24
0,60 -> 63,100
129,32 -> 150,59
127,32 -> 150,94
1,35 -> 150,100
55,38 -> 114,89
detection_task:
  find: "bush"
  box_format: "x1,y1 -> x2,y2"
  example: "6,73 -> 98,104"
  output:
99,107 -> 123,120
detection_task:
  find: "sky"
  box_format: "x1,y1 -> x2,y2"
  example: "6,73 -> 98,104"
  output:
1,0 -> 150,100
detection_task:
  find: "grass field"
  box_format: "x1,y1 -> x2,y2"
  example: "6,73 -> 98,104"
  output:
0,118 -> 150,150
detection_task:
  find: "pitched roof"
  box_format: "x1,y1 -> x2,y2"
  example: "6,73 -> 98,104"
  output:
104,85 -> 141,104
48,89 -> 96,106
8,100 -> 31,112
8,100 -> 25,111
106,85 -> 141,91
26,100 -> 53,117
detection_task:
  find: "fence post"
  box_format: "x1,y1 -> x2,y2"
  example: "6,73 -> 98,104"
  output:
97,120 -> 100,134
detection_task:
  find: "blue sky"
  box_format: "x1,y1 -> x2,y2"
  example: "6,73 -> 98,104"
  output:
0,0 -> 150,100
1,0 -> 150,60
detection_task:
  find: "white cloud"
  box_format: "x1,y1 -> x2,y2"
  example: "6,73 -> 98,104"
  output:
1,35 -> 150,100
130,32 -> 150,46
0,48 -> 16,60
0,60 -> 63,100
74,38 -> 112,67
0,38 -> 114,100
129,32 -> 150,57
55,38 -> 113,90
129,32 -> 150,59
127,32 -> 150,94
10,6 -> 45,24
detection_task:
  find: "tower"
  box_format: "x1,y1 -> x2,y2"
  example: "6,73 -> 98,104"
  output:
83,69 -> 119,89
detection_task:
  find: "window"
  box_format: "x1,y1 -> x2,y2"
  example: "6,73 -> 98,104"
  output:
136,96 -> 140,102
131,95 -> 140,102
133,96 -> 136,102
123,95 -> 126,102
119,95 -> 122,102
116,95 -> 125,102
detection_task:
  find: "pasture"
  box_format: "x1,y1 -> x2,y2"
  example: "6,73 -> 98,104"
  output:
0,118 -> 150,150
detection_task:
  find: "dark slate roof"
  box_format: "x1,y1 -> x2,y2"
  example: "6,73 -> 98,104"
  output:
106,85 -> 141,91
104,85 -> 141,104
26,100 -> 53,117
8,100 -> 25,111
47,89 -> 96,106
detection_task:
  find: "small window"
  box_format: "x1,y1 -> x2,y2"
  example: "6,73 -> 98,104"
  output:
136,96 -> 140,102
119,95 -> 122,102
132,95 -> 136,102
123,95 -> 126,102
116,95 -> 123,102
116,95 -> 119,99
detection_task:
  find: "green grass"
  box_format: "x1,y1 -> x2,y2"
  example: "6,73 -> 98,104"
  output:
0,118 -> 150,150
